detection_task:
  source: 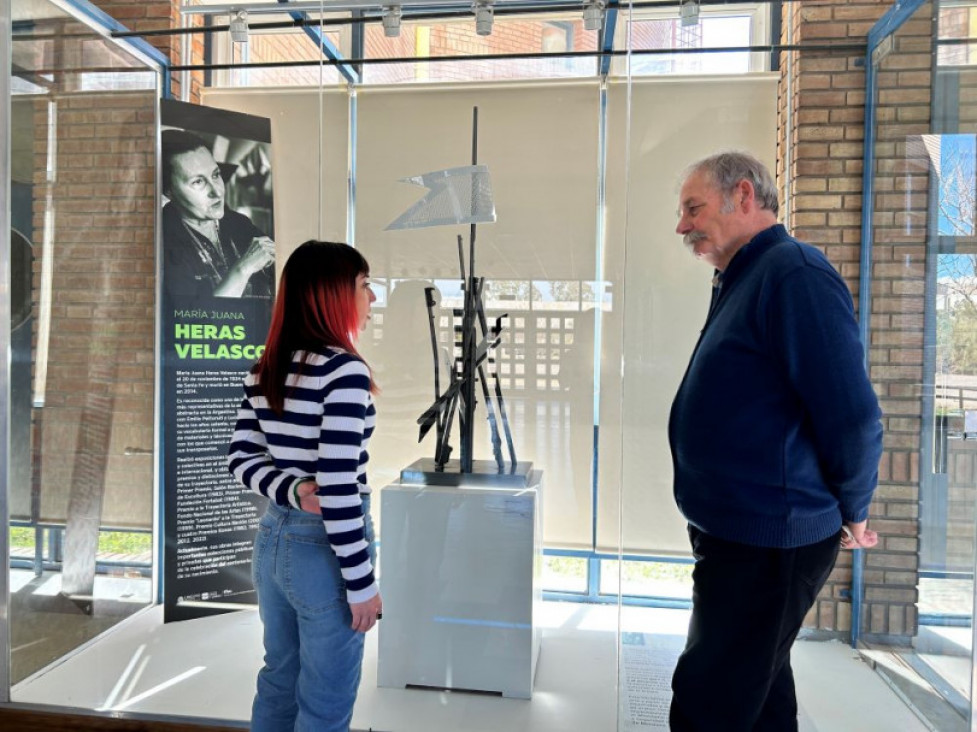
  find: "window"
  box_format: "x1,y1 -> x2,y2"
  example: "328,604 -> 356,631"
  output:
361,16 -> 599,84
615,3 -> 770,76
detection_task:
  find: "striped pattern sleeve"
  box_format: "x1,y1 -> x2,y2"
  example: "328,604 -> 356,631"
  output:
228,382 -> 303,510
317,355 -> 377,604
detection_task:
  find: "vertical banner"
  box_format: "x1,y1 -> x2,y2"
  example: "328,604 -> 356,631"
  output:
160,100 -> 275,622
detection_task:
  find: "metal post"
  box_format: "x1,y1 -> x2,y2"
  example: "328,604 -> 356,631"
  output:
858,0 -> 930,650
460,107 -> 479,472
0,0 -> 12,702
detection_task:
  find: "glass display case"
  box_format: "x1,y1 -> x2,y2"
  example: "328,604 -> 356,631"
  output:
2,1 -> 972,730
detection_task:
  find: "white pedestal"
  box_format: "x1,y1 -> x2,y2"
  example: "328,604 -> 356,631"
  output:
377,468 -> 543,699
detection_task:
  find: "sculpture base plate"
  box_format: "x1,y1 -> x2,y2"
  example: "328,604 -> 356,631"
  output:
399,458 -> 534,488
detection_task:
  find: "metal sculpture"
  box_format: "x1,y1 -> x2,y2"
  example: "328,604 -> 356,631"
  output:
386,107 -> 517,474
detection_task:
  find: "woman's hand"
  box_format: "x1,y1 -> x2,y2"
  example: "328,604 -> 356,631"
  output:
213,236 -> 275,297
349,593 -> 383,633
238,236 -> 275,275
296,480 -> 319,514
294,478 -> 379,631
840,520 -> 878,550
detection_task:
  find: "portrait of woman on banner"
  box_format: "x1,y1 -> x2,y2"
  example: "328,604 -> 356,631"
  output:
161,128 -> 276,300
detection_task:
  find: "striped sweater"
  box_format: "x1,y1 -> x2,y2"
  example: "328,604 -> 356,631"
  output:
228,347 -> 378,603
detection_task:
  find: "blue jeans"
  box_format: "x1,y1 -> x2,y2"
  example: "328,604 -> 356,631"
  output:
250,495 -> 376,732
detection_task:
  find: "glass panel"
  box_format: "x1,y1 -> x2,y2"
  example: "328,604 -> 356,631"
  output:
625,14 -> 760,75
608,2 -> 769,76
214,23 -> 344,88
12,3 -> 932,730
542,555 -> 588,593
614,6 -> 783,727
356,85 -> 603,553
937,2 -> 977,67
599,560 -> 692,600
868,2 -> 974,726
8,0 -> 157,687
353,78 -> 613,728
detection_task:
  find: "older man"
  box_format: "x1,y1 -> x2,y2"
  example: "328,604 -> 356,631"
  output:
668,151 -> 883,731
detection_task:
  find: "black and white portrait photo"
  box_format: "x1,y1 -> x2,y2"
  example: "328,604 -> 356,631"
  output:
161,103 -> 275,301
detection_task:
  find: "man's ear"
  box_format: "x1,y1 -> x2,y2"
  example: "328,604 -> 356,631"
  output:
737,179 -> 756,210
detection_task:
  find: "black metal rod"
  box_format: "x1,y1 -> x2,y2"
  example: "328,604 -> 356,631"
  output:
460,106 -> 479,473
478,364 -> 504,470
166,42 -> 869,72
109,0 -> 793,40
439,388 -> 459,470
456,234 -> 466,283
469,107 -> 478,285
493,359 -> 517,467
111,4 -> 586,38
476,355 -> 504,470
472,293 -> 509,470
475,299 -> 517,468
424,287 -> 444,454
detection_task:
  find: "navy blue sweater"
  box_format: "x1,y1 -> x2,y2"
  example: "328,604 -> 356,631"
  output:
668,224 -> 882,548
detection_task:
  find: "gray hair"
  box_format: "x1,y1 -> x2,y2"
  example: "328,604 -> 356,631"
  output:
685,151 -> 779,216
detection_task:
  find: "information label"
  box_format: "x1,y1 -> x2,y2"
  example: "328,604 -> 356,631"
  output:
160,99 -> 275,622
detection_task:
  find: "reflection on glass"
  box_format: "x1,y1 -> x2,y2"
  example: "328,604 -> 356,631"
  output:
360,277 -> 606,537
9,2 -> 157,687
600,560 -> 692,600
928,251 -> 977,719
910,134 -> 976,237
543,555 -> 587,593
627,15 -> 755,75
938,4 -> 977,67
938,136 -> 976,236
225,28 -> 344,87
871,7 -> 975,725
362,17 -> 598,83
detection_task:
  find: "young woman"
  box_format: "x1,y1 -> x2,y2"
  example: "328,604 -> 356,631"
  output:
228,240 -> 380,732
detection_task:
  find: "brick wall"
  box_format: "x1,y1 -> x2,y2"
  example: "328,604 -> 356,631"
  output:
26,21 -> 157,528
90,0 -> 202,99
25,1 -> 189,529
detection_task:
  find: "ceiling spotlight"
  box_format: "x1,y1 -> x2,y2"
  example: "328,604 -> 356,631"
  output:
680,0 -> 700,27
229,9 -> 249,45
583,0 -> 605,32
382,5 -> 403,38
473,1 -> 494,37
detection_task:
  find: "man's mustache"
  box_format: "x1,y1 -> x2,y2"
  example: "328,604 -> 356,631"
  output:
684,231 -> 707,247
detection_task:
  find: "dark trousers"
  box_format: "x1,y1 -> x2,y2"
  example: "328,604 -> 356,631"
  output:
669,526 -> 840,732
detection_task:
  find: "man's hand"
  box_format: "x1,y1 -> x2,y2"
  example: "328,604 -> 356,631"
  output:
841,520 -> 878,550
349,593 -> 383,633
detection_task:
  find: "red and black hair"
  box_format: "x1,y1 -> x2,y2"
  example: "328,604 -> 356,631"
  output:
256,240 -> 376,413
